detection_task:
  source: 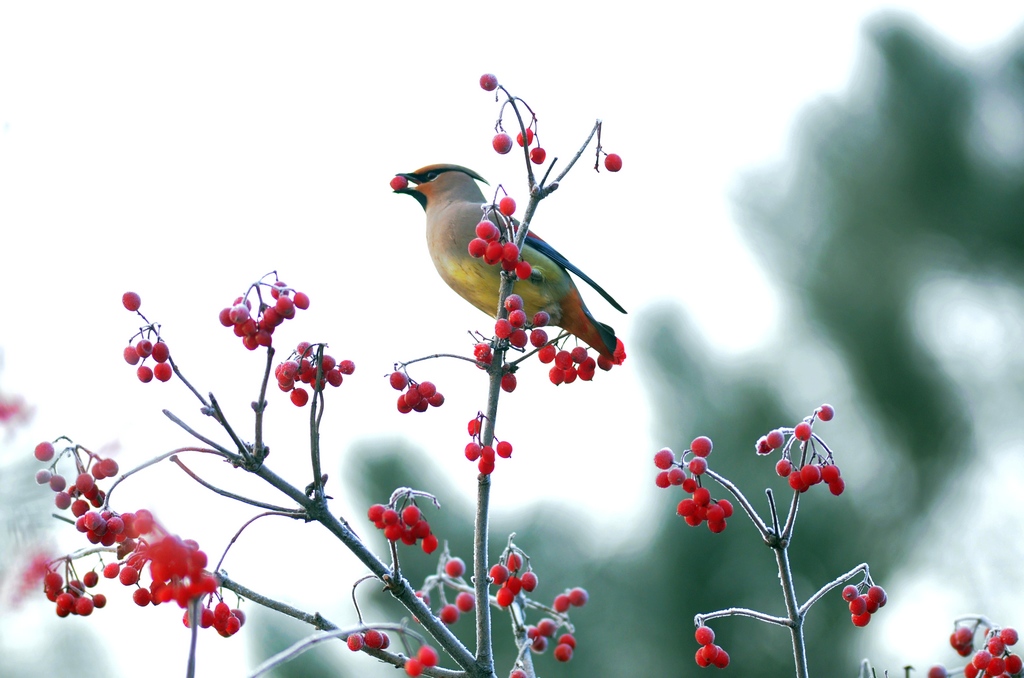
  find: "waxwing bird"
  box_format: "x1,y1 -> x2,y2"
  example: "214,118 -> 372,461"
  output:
394,163 -> 626,362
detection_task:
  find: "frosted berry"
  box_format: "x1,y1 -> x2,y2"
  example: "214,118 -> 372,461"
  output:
493,134 -> 513,155
817,404 -> 835,421
390,175 -> 409,191
794,422 -> 812,441
654,448 -> 674,470
480,73 -> 498,91
122,291 -> 142,312
690,436 -> 713,457
604,153 -> 622,172
389,371 -> 408,390
445,557 -> 466,578
34,441 -> 55,462
766,429 -> 785,449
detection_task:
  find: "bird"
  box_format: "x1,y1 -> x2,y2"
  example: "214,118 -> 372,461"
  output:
393,163 -> 625,363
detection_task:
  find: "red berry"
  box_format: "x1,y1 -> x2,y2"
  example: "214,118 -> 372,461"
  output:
421,534 -> 438,554
151,341 -> 169,363
34,441 -> 55,462
418,646 -> 438,667
689,457 -> 707,475
1000,628 -> 1019,645
439,604 -> 459,624
776,459 -> 792,477
456,591 -> 475,612
445,557 -> 466,578
500,373 -> 517,393
293,292 -> 310,310
347,633 -> 364,651
800,464 -> 822,486
515,260 -> 532,280
690,436 -> 713,457
568,587 -> 588,607
927,666 -> 948,678
132,587 -> 151,606
520,571 -> 538,591
530,147 -> 546,164
842,585 -> 858,602
404,658 -> 424,676
290,388 -> 309,407
554,643 -> 573,662
123,346 -> 140,365
137,365 -> 154,383
122,291 -> 142,311
516,128 -> 534,147
499,196 -> 516,216
794,422 -> 812,441
493,133 -> 513,155
653,448 -> 674,469
695,625 -> 715,645
479,73 -> 498,91
490,564 -> 509,585
604,153 -> 622,172
817,404 -> 835,421
496,440 -> 513,458
390,175 -> 409,191
389,371 -> 408,390
851,611 -> 872,627
766,429 -> 785,449
496,587 -> 515,607
154,363 -> 172,382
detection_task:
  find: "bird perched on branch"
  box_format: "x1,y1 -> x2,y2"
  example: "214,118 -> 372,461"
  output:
393,163 -> 625,363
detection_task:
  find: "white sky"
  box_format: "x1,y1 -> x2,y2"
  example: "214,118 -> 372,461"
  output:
2,3 -> 1023,677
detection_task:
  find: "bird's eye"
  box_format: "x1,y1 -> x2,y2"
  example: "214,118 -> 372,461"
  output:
425,171 -> 439,181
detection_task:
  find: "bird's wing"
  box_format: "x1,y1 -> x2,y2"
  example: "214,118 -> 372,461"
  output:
525,233 -> 626,314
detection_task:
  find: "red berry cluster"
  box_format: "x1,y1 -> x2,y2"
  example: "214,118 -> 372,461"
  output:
490,550 -> 536,608
43,562 -> 109,618
495,295 -> 547,354
755,405 -> 846,496
345,627 -> 392,652
389,370 -> 445,414
217,279 -> 310,351
841,583 -> 888,627
121,292 -> 174,383
693,625 -> 730,668
932,623 -> 1021,677
466,213 -> 533,282
34,440 -> 118,513
367,500 -> 439,554
435,556 -> 477,626
182,599 -> 246,638
464,414 -> 514,475
526,619 -> 577,662
403,645 -> 439,676
275,341 -> 354,407
653,437 -> 734,533
538,338 -> 624,384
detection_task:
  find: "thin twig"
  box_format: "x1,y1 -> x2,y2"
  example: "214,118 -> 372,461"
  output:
695,607 -> 791,627
214,511 -> 306,573
169,455 -> 298,512
703,468 -> 770,540
209,393 -> 252,463
799,563 -> 869,615
104,447 -> 226,509
551,120 -> 601,187
162,410 -> 237,459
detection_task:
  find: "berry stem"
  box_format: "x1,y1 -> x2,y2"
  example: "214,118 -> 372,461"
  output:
208,393 -> 253,464
798,563 -> 870,615
103,446 -> 226,509
694,607 -> 791,627
167,352 -> 210,409
162,409 -> 237,458
552,120 -> 601,187
703,468 -> 771,540
307,344 -> 327,502
214,510 -> 306,574
169,455 -> 297,512
252,345 -> 275,463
